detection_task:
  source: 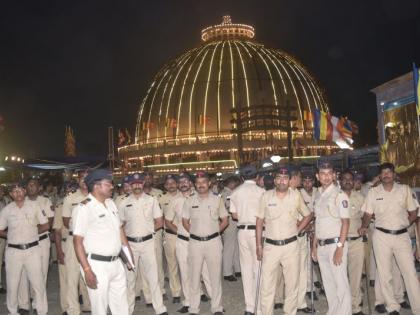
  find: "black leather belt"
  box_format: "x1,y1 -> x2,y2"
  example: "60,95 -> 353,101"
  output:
69,231 -> 73,236
89,253 -> 119,262
127,234 -> 153,243
39,234 -> 49,241
237,225 -> 256,230
347,236 -> 361,241
265,236 -> 297,246
165,229 -> 177,236
190,232 -> 220,241
318,237 -> 340,246
362,235 -> 368,242
376,227 -> 407,235
298,232 -> 307,238
8,241 -> 39,250
177,234 -> 190,241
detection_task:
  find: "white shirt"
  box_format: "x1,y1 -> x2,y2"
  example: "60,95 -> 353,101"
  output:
230,180 -> 265,225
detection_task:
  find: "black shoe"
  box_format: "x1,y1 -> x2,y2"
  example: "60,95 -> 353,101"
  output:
235,272 -> 242,278
224,275 -> 237,281
274,303 -> 283,309
19,310 -> 29,315
146,303 -> 153,308
374,304 -> 386,313
352,312 -> 365,315
63,312 -> 69,315
400,301 -> 410,309
213,312 -> 223,315
314,281 -> 322,289
298,307 -> 313,313
388,312 -> 399,315
158,313 -> 168,315
173,296 -> 181,304
369,280 -> 375,287
177,306 -> 189,313
189,313 -> 198,315
201,294 -> 209,302
305,291 -> 318,301
244,312 -> 254,315
0,287 -> 6,294
135,296 -> 141,302
162,293 -> 168,300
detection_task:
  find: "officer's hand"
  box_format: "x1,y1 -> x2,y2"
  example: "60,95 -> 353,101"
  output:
333,247 -> 343,266
256,246 -> 263,261
358,227 -> 368,236
85,269 -> 98,289
415,249 -> 420,262
57,251 -> 65,265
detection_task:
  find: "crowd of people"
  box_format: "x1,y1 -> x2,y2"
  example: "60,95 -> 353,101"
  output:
0,161 -> 419,315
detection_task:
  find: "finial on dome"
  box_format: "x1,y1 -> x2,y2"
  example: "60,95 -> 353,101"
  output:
201,16 -> 255,42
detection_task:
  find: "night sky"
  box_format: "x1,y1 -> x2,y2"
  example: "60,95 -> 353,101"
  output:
1,0 -> 419,158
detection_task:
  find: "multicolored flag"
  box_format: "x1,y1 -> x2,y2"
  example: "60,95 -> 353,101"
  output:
313,109 -> 333,141
413,63 -> 420,115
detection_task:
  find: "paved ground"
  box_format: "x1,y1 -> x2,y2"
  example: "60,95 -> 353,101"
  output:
0,263 -> 415,315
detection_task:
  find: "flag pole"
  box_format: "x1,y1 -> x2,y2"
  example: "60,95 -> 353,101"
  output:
412,62 -> 420,140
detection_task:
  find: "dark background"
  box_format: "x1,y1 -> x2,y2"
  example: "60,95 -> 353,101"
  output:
1,0 -> 419,158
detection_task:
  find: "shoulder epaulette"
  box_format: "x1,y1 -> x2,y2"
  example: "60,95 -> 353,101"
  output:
80,198 -> 91,205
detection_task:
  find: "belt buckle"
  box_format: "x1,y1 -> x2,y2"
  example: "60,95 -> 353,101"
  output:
22,244 -> 28,250
203,236 -> 209,241
319,240 -> 325,246
278,240 -> 285,246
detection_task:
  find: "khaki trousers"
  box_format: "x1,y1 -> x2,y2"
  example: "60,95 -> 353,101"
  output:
222,217 -> 241,276
372,230 -> 420,314
374,257 -> 404,306
175,237 -> 212,307
347,238 -> 364,313
65,235 -> 91,315
274,272 -> 284,304
297,235 -> 308,309
18,236 -> 50,309
126,239 -> 166,315
163,232 -> 181,297
189,237 -> 223,314
59,239 -> 69,312
6,246 -> 48,315
238,229 -> 261,313
0,238 -> 6,289
317,243 -> 351,315
142,229 -> 165,301
260,241 -> 300,315
82,257 -> 129,315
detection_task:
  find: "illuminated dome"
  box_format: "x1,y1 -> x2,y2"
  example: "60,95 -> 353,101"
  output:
119,16 -> 334,174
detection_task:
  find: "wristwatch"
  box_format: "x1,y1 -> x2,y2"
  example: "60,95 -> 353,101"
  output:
336,241 -> 343,248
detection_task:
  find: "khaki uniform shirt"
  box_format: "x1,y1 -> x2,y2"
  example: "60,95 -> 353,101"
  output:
182,193 -> 228,237
119,193 -> 162,237
72,194 -> 121,256
300,187 -> 318,212
0,200 -> 48,244
362,183 -> 417,230
148,187 -> 163,199
347,190 -> 365,237
62,189 -> 89,232
230,180 -> 265,225
26,195 -> 54,219
114,193 -> 130,209
166,192 -> 194,237
53,201 -> 69,238
257,188 -> 310,240
314,184 -> 350,239
159,191 -> 182,218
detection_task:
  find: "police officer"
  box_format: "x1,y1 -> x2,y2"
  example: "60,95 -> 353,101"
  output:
221,176 -> 241,281
160,174 -> 182,303
72,169 -> 131,315
165,172 -> 212,313
62,170 -> 91,315
256,166 -> 312,315
53,193 -> 70,314
359,162 -> 420,315
114,175 -> 132,208
311,160 -> 351,315
230,165 -> 265,315
182,171 -> 229,315
142,171 -> 166,299
18,176 -> 54,312
0,181 -> 49,315
119,173 -> 168,315
340,170 -> 365,315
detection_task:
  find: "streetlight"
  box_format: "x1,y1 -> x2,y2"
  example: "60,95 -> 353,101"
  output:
270,155 -> 281,163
